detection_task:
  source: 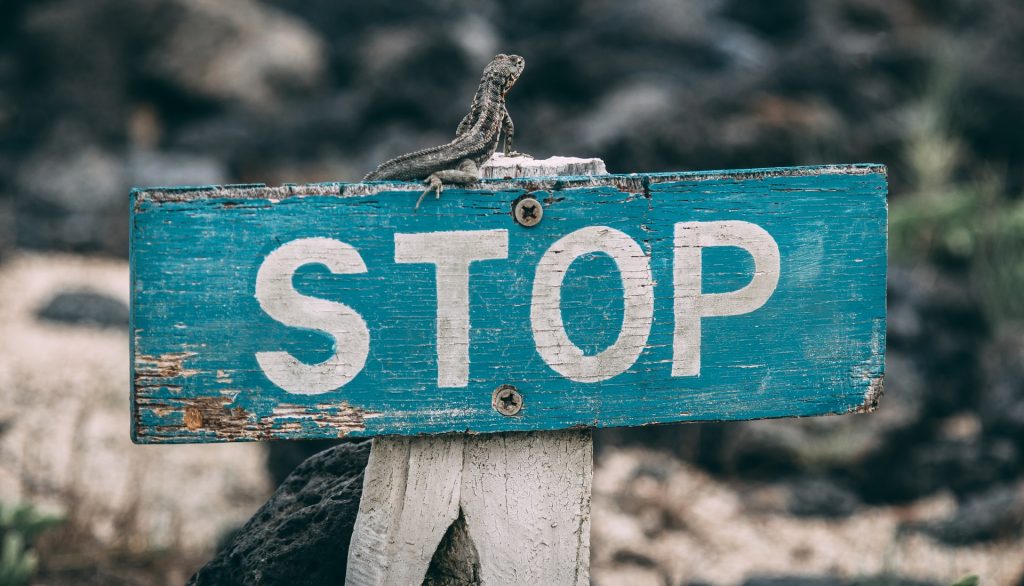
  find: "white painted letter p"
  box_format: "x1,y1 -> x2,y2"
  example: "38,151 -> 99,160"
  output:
673,221 -> 780,377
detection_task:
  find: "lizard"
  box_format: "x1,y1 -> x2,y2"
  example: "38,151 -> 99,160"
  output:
363,53 -> 526,209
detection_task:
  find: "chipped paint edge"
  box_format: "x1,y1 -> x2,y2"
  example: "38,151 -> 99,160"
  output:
132,163 -> 887,204
853,376 -> 886,413
133,393 -> 380,444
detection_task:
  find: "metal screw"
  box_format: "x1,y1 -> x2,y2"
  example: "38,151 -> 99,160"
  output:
492,384 -> 524,416
513,197 -> 543,227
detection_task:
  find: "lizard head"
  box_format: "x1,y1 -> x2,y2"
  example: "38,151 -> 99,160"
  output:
486,54 -> 525,95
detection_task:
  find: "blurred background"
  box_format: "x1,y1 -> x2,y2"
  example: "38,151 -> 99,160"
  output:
1,0 -> 1023,584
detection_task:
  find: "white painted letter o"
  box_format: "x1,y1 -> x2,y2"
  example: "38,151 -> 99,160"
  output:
531,226 -> 654,383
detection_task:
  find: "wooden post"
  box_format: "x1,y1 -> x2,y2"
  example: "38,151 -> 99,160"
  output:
345,154 -> 606,586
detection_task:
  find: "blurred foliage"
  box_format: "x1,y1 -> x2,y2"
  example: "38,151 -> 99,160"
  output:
0,503 -> 63,586
949,576 -> 980,586
890,57 -> 1024,325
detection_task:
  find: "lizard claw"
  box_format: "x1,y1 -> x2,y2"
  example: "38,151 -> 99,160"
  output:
415,174 -> 444,210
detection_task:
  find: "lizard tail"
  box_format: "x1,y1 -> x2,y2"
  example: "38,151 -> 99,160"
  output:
361,135 -> 484,182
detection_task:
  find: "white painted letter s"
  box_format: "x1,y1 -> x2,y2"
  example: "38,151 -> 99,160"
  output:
255,238 -> 370,394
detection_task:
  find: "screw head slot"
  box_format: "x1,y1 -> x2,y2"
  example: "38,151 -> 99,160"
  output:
492,384 -> 524,416
512,197 -> 543,227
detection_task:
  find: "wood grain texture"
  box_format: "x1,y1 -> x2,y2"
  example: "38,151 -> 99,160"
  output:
346,430 -> 592,586
130,163 -> 887,443
479,153 -> 607,178
345,435 -> 465,585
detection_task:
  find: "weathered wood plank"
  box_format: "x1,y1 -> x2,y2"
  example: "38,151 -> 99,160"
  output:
459,430 -> 592,584
130,163 -> 887,443
345,435 -> 465,585
346,430 -> 592,586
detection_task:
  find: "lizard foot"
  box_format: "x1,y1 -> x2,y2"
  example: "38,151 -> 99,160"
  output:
503,150 -> 532,159
415,173 -> 444,210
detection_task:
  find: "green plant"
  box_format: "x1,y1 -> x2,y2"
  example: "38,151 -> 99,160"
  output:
0,503 -> 63,586
891,53 -> 1024,326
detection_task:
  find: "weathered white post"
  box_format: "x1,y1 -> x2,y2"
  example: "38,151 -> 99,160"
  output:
345,154 -> 605,585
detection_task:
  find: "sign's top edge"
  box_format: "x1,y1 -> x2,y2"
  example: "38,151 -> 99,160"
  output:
644,163 -> 886,184
131,163 -> 886,203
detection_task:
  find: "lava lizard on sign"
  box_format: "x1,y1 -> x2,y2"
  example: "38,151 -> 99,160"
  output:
363,53 -> 526,209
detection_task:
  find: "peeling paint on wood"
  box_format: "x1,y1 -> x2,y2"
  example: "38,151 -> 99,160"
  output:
854,376 -> 885,414
134,351 -> 199,382
134,393 -> 373,442
130,164 -> 887,444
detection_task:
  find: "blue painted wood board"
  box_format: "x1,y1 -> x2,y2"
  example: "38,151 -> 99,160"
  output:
130,164 -> 887,443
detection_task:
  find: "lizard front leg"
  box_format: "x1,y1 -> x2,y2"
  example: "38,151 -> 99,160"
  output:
502,106 -> 515,155
416,159 -> 480,210
501,105 -> 529,157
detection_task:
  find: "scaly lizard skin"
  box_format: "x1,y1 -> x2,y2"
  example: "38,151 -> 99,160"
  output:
363,53 -> 526,209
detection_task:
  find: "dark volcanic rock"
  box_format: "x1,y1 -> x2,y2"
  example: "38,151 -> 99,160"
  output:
722,0 -> 811,41
957,3 -> 1024,194
0,197 -> 12,264
980,330 -> 1024,438
423,511 -> 481,586
743,579 -> 847,586
189,440 -> 370,586
876,436 -> 1019,501
787,478 -> 860,519
884,265 -> 988,417
36,289 -> 129,328
265,439 -> 343,487
909,482 -> 1024,545
742,577 -> 938,586
860,437 -> 1019,503
14,140 -> 129,255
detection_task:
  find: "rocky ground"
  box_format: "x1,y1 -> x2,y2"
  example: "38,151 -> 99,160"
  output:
2,0 -> 1024,583
0,254 -> 270,584
592,448 -> 1024,585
